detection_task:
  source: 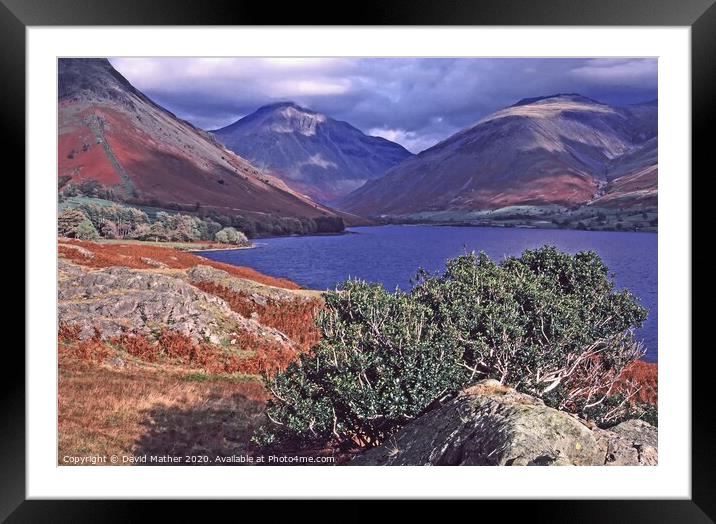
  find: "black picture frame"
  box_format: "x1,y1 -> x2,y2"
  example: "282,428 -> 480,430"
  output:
4,0 -> 711,519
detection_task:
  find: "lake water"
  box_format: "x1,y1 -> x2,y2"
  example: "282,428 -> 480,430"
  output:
198,225 -> 657,362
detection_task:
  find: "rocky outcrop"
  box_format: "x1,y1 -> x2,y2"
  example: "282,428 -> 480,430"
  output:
186,265 -> 321,307
58,260 -> 292,346
595,419 -> 658,466
351,379 -> 657,466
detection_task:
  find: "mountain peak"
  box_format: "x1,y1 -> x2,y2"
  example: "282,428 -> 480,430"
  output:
59,58 -> 146,106
511,93 -> 602,107
234,102 -> 327,137
212,102 -> 413,203
258,101 -> 306,112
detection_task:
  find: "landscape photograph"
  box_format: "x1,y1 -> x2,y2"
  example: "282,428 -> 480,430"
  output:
57,57 -> 658,466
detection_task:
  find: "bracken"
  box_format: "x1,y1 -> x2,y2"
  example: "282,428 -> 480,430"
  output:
58,322 -> 299,377
194,281 -> 323,353
58,239 -> 300,289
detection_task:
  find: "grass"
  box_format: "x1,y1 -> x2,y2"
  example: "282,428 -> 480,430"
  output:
57,323 -> 658,465
93,238 -> 252,252
58,358 -> 269,465
182,371 -> 259,383
183,372 -> 211,382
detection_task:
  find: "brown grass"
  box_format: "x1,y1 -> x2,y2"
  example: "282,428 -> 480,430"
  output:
58,359 -> 269,465
59,238 -> 300,289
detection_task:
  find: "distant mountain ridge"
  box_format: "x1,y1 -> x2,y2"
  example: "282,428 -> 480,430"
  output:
211,102 -> 413,203
510,93 -> 602,107
337,94 -> 657,216
58,59 -> 346,234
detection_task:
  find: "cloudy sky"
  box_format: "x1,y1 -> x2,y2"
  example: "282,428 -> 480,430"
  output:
109,57 -> 657,153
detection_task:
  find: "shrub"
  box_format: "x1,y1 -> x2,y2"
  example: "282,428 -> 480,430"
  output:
58,209 -> 99,240
255,247 -> 648,449
140,221 -> 171,242
215,227 -> 248,245
77,202 -> 149,239
198,218 -> 222,241
99,219 -> 119,239
58,326 -> 111,362
76,179 -> 103,197
75,219 -> 100,240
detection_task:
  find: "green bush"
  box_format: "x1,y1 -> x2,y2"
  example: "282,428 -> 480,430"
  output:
58,209 -> 99,240
255,247 -> 648,449
76,202 -> 149,239
214,227 -> 248,245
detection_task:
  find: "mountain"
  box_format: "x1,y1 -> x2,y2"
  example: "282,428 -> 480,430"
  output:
336,94 -> 657,216
591,136 -> 658,209
211,102 -> 413,203
58,59 -> 345,232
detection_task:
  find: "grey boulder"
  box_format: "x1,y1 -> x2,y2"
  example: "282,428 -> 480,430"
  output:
351,379 -> 657,466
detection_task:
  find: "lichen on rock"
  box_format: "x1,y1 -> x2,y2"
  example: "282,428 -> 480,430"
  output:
351,379 -> 657,466
57,260 -> 291,347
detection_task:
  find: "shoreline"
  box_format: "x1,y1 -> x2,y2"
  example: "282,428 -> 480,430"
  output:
94,238 -> 255,252
353,220 -> 658,234
186,244 -> 254,253
237,230 -> 357,242
195,225 -> 658,363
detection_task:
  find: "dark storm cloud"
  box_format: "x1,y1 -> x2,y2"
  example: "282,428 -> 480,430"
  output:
109,57 -> 657,153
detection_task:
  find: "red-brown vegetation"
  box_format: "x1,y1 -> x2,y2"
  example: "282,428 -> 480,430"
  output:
59,323 -> 299,378
58,239 -> 300,289
58,325 -> 112,362
58,359 -> 270,465
550,353 -> 658,419
58,109 -> 123,186
59,86 -> 341,219
618,360 -> 658,405
194,281 -> 323,352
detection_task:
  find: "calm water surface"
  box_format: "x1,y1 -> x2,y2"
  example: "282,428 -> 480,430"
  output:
199,225 -> 657,362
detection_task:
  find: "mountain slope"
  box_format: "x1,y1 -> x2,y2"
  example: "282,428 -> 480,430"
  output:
58,59 -> 344,230
211,102 -> 413,203
590,136 -> 658,209
337,94 -> 657,216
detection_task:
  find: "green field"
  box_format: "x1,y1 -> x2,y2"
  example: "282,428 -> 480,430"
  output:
88,238 -> 252,252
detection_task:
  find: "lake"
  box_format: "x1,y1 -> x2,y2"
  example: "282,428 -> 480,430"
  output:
198,225 -> 658,362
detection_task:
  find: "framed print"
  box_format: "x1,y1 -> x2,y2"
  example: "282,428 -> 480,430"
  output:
5,0 -> 713,519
